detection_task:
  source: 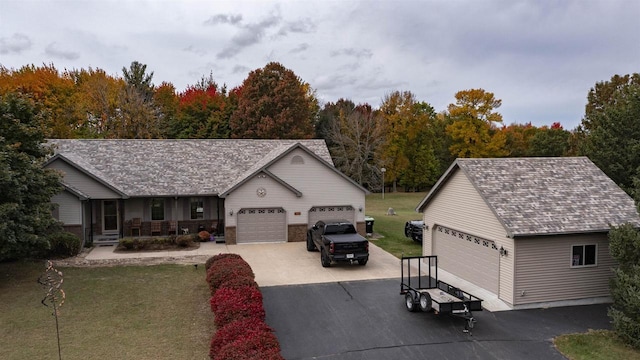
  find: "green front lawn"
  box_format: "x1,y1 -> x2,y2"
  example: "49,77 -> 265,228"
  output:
555,330 -> 640,360
0,261 -> 214,360
365,191 -> 426,258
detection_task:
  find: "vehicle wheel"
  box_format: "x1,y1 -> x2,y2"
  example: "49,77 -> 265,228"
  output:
405,292 -> 417,312
404,222 -> 411,237
306,233 -> 316,251
358,258 -> 368,266
321,250 -> 331,267
419,293 -> 432,312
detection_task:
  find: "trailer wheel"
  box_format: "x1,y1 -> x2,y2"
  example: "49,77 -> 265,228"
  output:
419,293 -> 432,312
405,293 -> 418,312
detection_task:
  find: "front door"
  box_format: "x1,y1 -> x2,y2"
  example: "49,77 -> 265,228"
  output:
102,200 -> 119,233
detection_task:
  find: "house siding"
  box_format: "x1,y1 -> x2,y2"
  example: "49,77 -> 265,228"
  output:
422,169 -> 515,305
267,148 -> 366,224
226,148 -> 365,228
52,190 -> 82,225
47,159 -> 121,199
514,233 -> 615,305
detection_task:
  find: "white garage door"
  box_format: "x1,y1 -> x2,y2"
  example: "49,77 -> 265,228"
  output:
308,206 -> 355,226
237,208 -> 286,243
433,225 -> 499,294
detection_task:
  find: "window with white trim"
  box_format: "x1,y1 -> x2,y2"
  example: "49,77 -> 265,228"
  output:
571,244 -> 596,267
190,198 -> 204,219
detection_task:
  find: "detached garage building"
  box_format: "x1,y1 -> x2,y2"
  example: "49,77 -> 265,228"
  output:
46,139 -> 368,246
417,157 -> 640,309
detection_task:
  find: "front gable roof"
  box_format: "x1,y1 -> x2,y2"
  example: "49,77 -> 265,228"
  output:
220,142 -> 369,197
417,157 -> 640,237
46,139 -> 351,198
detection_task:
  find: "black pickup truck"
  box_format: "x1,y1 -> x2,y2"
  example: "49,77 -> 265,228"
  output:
307,219 -> 369,267
404,220 -> 424,243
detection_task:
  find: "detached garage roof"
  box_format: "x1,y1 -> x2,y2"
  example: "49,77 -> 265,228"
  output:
45,139 -> 334,197
417,157 -> 640,237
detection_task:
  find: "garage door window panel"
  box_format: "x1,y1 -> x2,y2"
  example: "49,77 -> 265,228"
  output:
571,244 -> 597,267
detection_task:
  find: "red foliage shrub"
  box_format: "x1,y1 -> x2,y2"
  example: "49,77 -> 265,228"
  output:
209,317 -> 274,356
205,253 -> 245,271
206,258 -> 254,295
210,286 -> 265,327
211,330 -> 282,360
218,275 -> 259,292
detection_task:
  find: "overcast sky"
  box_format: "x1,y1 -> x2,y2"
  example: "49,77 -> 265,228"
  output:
1,0 -> 638,129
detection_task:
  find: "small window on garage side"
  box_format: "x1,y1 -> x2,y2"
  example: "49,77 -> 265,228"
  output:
571,244 -> 597,267
151,198 -> 165,221
190,198 -> 204,220
291,155 -> 304,164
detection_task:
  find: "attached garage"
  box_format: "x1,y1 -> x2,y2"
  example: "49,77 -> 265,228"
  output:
236,208 -> 286,243
308,205 -> 355,226
433,225 -> 499,294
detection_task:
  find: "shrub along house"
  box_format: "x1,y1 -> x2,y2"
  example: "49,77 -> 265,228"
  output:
45,139 -> 368,246
416,157 -> 640,309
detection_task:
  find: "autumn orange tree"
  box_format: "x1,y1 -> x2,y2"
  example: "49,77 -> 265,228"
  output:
378,91 -> 441,191
230,62 -> 316,139
446,88 -> 508,158
0,64 -> 83,138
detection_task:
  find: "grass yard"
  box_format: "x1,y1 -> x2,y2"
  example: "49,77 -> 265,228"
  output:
365,191 -> 426,258
555,330 -> 640,360
0,261 -> 214,360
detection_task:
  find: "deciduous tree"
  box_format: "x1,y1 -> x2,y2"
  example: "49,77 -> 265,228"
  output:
325,101 -> 384,188
445,89 -> 508,158
527,122 -> 570,157
378,91 -> 441,191
230,62 -> 315,139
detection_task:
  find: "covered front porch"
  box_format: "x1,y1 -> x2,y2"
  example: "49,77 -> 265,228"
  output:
85,196 -> 226,244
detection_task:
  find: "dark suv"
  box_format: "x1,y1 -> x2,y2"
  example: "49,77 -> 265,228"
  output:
404,220 -> 424,243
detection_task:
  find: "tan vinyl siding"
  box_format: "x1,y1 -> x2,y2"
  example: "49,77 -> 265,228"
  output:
227,148 -> 365,227
46,159 -> 121,199
514,234 -> 614,305
52,190 -> 82,224
422,169 -> 515,305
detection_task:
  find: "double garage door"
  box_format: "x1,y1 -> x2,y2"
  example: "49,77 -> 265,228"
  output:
308,206 -> 355,225
433,225 -> 499,294
236,208 -> 286,243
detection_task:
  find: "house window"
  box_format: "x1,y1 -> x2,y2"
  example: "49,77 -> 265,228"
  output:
190,198 -> 204,220
571,244 -> 597,267
151,198 -> 165,220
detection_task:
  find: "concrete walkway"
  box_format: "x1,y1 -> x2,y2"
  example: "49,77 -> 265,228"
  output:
81,240 -> 511,311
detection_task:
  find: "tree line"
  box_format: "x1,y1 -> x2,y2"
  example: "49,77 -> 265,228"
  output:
1,62 -> 639,200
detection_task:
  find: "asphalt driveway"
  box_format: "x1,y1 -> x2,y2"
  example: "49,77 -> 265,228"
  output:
262,278 -> 611,360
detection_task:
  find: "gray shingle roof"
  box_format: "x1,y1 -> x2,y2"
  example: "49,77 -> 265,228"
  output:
46,139 -> 333,197
418,157 -> 640,237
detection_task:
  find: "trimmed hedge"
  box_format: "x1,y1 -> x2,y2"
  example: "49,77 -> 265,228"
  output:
206,258 -> 255,296
210,286 -> 265,328
212,331 -> 283,360
47,231 -> 81,257
205,253 -> 283,359
209,317 -> 274,356
205,253 -> 244,271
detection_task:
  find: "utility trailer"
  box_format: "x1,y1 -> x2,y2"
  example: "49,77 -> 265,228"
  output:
400,255 -> 483,333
